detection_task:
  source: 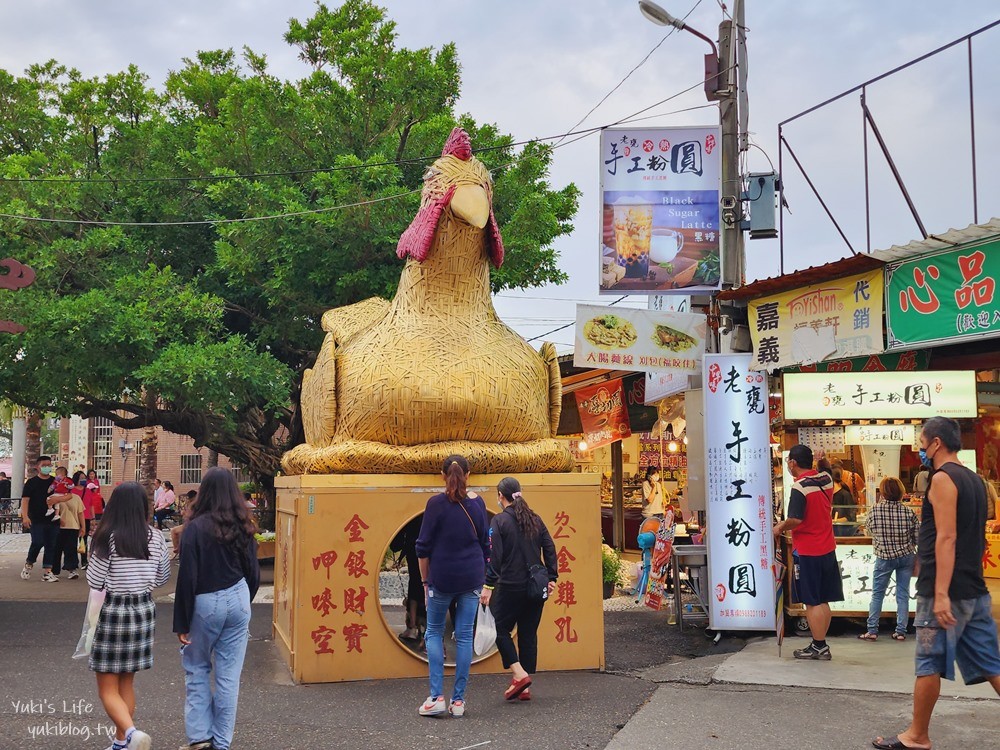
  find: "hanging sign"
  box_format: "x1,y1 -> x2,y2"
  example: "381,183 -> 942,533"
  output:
646,296 -> 694,402
703,354 -> 776,631
574,378 -> 632,450
844,424 -> 915,445
782,370 -> 978,420
599,126 -> 721,295
748,270 -> 884,370
885,239 -> 1000,350
574,304 -> 706,374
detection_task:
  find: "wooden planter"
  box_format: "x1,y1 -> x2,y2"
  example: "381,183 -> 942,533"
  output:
257,540 -> 276,560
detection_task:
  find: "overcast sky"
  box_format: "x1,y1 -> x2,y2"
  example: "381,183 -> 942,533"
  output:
2,1 -> 998,352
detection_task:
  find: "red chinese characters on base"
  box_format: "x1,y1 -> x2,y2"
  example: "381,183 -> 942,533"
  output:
311,587 -> 337,617
309,514 -> 373,656
312,550 -> 338,580
342,623 -> 368,653
554,616 -> 579,643
311,625 -> 337,654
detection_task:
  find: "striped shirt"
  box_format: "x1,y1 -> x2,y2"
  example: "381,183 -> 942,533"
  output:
866,500 -> 918,560
86,529 -> 171,594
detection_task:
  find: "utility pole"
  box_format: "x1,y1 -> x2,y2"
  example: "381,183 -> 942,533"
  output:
719,0 -> 746,289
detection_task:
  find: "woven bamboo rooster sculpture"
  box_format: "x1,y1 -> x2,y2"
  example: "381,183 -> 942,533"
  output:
281,128 -> 574,475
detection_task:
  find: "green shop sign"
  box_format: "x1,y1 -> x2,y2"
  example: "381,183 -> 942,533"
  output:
885,237 -> 1000,350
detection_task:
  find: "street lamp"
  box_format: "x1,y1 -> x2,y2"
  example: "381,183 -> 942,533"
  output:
637,1 -> 722,100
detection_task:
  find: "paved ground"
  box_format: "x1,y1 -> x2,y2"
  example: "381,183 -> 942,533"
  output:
4,534 -> 1000,750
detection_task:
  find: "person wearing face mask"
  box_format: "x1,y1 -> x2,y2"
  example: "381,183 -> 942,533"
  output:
20,456 -> 71,582
874,416 -> 1000,750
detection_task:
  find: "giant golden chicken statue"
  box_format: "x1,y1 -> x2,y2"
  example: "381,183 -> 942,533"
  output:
281,128 -> 575,475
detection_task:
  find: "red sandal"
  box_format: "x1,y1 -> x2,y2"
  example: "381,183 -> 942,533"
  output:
519,688 -> 531,701
504,676 -> 532,700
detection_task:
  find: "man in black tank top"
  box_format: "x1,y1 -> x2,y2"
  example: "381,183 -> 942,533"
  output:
874,417 -> 1000,750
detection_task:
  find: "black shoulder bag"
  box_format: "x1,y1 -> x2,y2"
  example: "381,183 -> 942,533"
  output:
517,527 -> 550,602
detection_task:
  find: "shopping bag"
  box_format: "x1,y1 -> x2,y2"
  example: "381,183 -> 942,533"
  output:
72,588 -> 105,659
77,538 -> 86,555
473,603 -> 497,656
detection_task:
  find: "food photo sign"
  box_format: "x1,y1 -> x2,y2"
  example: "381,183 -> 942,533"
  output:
573,303 -> 706,374
599,126 -> 721,294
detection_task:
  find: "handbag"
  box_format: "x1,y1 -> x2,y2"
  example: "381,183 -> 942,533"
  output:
72,588 -> 106,659
518,531 -> 550,602
473,603 -> 497,655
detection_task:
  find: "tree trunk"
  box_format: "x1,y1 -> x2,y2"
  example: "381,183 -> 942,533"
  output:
138,391 -> 159,498
207,449 -> 219,468
139,425 -> 158,498
24,410 -> 41,477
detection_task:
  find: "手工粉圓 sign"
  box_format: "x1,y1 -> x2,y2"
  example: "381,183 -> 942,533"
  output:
599,126 -> 721,295
782,371 -> 977,420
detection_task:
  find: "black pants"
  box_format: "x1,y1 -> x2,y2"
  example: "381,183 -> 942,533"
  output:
153,508 -> 173,529
490,587 -> 546,673
26,523 -> 59,568
80,519 -> 91,566
51,529 -> 80,575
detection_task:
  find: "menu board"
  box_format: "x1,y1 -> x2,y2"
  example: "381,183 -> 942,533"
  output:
703,354 -> 776,631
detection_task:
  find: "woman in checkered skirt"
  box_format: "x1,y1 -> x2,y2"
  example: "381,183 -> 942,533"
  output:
87,482 -> 171,750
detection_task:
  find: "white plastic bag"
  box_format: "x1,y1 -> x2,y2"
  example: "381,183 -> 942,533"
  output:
72,588 -> 106,659
473,603 -> 497,656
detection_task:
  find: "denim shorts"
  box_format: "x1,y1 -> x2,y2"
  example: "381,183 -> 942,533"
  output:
914,594 -> 1000,684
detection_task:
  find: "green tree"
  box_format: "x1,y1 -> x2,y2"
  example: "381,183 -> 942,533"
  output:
0,1 -> 579,495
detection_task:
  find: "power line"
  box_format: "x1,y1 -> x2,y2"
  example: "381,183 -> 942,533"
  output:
525,296 -> 627,343
0,81 -> 726,228
552,0 -> 707,147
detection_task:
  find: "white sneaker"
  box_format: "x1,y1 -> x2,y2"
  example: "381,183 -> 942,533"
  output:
126,729 -> 152,750
41,572 -> 59,582
449,699 -> 466,717
20,563 -> 32,580
67,571 -> 79,580
418,695 -> 446,717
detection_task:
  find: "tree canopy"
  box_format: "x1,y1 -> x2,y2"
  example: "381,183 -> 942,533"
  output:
0,0 -> 579,482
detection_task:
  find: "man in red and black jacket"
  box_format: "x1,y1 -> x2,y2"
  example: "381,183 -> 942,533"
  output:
773,444 -> 844,661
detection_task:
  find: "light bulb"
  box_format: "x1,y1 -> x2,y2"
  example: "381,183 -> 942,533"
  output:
578,440 -> 588,451
682,435 -> 688,445
668,441 -> 679,453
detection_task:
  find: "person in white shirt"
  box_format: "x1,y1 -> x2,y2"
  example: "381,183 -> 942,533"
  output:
642,467 -> 666,518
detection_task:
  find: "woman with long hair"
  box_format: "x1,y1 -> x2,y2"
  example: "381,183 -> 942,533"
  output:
86,482 -> 171,750
480,477 -> 557,701
415,454 -> 489,718
173,467 -> 259,750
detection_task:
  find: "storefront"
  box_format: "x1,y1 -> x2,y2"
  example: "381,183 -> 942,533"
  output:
719,219 -> 1000,622
556,364 -> 694,552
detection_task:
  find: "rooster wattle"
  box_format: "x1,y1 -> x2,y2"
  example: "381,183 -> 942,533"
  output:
282,128 -> 574,475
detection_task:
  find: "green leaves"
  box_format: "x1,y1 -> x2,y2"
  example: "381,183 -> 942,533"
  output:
0,0 -> 578,474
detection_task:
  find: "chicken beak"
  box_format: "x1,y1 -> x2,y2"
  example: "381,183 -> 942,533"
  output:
449,184 -> 490,229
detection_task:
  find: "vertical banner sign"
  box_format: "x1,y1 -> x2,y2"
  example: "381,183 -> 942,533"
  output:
574,378 -> 632,451
703,354 -> 776,631
599,126 -> 721,295
885,239 -> 1000,350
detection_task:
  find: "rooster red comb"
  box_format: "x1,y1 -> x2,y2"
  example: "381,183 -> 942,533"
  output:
442,127 -> 472,160
396,127 -> 505,268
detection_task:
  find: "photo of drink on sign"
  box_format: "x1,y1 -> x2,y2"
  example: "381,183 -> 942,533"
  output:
599,127 -> 721,295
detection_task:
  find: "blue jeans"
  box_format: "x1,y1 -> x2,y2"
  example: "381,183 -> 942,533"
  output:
26,523 -> 59,569
181,580 -> 251,749
425,587 -> 479,702
866,554 -> 915,634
